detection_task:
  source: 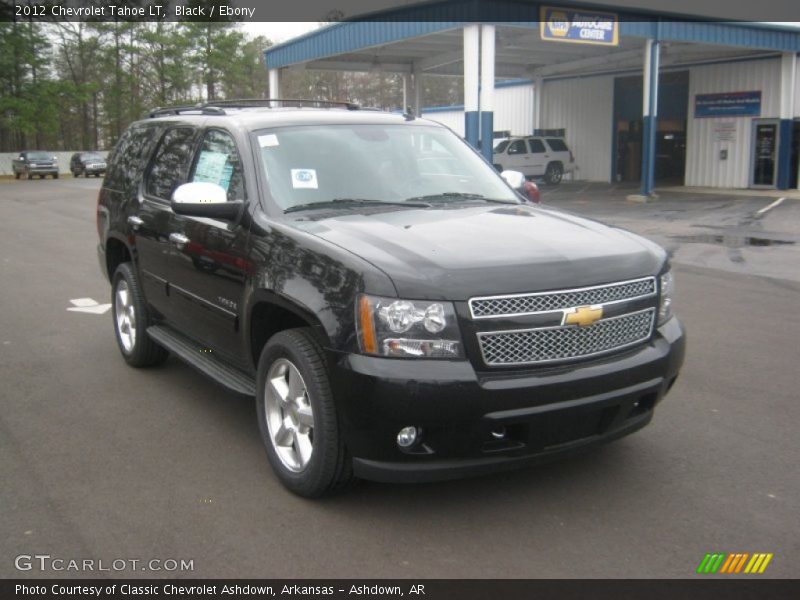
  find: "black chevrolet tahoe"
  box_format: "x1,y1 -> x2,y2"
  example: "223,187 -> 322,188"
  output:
96,100 -> 685,497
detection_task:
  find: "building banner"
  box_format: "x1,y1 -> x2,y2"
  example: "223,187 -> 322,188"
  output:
540,6 -> 619,46
695,91 -> 762,118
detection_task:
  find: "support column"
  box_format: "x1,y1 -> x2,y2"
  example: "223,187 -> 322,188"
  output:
533,76 -> 543,133
268,68 -> 280,99
777,52 -> 796,190
412,62 -> 422,117
463,25 -> 480,150
479,24 -> 496,162
402,75 -> 408,112
640,38 -> 660,197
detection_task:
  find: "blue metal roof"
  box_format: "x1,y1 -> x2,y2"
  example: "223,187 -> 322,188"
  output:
265,22 -> 460,70
263,1 -> 800,70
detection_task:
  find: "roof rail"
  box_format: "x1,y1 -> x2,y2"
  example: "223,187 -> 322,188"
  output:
206,98 -> 361,110
148,105 -> 226,118
147,98 -> 362,119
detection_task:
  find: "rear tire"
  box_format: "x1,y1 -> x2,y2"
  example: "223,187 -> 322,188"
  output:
111,262 -> 169,367
545,162 -> 563,185
14,171 -> 20,180
256,328 -> 353,497
27,173 -> 33,180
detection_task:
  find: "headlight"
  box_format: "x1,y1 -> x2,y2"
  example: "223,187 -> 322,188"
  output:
658,269 -> 674,325
356,294 -> 463,358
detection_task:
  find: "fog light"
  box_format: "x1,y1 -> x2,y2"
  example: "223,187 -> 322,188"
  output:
491,426 -> 506,440
397,426 -> 419,448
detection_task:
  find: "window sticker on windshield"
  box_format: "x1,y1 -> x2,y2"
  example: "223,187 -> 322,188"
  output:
193,151 -> 229,186
258,134 -> 279,147
291,168 -> 318,189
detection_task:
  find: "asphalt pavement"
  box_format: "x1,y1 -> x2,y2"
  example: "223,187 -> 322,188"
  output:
1,178 -> 798,578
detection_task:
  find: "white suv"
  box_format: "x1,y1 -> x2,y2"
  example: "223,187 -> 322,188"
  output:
493,136 -> 575,184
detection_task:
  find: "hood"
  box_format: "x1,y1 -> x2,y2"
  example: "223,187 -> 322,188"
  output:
291,204 -> 666,300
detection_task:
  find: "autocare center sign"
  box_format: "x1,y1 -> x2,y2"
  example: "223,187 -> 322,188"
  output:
540,6 -> 619,46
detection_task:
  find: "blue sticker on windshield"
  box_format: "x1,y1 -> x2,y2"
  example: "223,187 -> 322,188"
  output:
291,169 -> 318,189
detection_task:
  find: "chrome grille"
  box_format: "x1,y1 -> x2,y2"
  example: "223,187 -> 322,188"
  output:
470,277 -> 656,318
478,308 -> 655,366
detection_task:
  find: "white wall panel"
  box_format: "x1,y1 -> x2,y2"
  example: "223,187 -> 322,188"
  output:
420,109 -> 465,136
540,77 -> 614,182
0,151 -> 108,176
421,83 -> 534,139
493,84 -> 534,136
685,58 -> 781,188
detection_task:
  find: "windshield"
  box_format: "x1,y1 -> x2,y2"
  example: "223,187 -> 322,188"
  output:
27,152 -> 51,160
255,124 -> 518,212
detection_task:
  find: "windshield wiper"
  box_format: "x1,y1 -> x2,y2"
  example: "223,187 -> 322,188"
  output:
404,192 -> 516,205
285,198 -> 431,213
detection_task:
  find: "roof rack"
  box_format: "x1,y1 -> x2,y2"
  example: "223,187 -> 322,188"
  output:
208,98 -> 361,110
147,98 -> 361,118
148,105 -> 226,118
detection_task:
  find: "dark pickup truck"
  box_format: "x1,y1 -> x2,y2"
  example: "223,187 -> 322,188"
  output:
12,151 -> 59,179
96,100 -> 685,497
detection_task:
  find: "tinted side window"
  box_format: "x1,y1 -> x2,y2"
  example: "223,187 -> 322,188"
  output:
106,125 -> 158,190
494,140 -> 509,153
546,138 -> 569,152
189,130 -> 245,201
106,127 -> 160,188
145,127 -> 196,200
508,140 -> 527,155
528,139 -> 546,153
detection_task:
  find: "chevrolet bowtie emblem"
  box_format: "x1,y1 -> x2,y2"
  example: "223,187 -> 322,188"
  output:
563,305 -> 603,327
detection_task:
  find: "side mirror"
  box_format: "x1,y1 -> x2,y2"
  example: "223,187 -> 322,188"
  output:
501,170 -> 540,204
171,182 -> 243,220
501,170 -> 526,190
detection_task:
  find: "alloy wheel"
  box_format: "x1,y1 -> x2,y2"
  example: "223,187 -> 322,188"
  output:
264,358 -> 315,472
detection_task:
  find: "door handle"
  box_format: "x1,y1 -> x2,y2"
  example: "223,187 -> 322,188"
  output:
127,215 -> 144,230
169,232 -> 189,249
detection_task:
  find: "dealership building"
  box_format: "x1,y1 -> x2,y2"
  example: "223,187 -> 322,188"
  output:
263,1 -> 800,194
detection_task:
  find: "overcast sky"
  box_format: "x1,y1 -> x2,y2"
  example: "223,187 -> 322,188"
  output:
241,22 -> 321,44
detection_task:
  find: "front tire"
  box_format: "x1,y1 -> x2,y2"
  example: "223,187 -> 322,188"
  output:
256,328 -> 352,497
53,173 -> 59,179
111,262 -> 168,367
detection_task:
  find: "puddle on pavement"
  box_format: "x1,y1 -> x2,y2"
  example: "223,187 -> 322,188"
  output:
670,234 -> 796,247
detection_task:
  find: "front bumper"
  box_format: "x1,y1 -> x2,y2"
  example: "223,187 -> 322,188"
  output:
330,316 -> 685,483
27,166 -> 58,174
